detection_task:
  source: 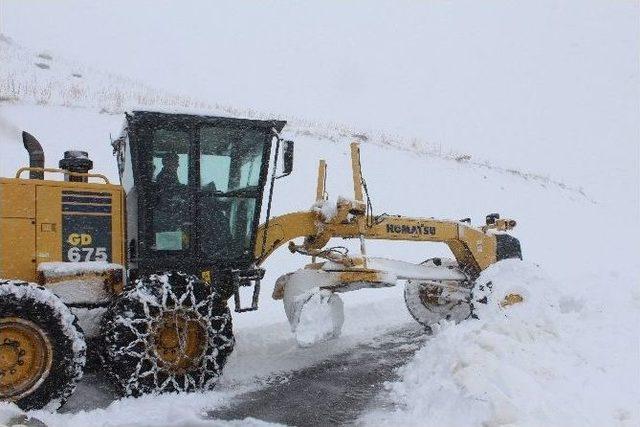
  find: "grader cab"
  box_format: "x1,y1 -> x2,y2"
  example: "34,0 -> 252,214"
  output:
0,111 -> 520,410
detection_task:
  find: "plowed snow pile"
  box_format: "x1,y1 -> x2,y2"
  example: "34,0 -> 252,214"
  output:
360,260 -> 639,427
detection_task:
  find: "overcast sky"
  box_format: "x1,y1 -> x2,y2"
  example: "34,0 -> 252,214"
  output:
0,0 -> 638,192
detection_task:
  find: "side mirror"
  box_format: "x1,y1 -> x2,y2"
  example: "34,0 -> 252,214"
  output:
281,140 -> 294,177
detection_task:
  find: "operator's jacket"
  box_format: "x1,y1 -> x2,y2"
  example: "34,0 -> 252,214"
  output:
153,173 -> 232,255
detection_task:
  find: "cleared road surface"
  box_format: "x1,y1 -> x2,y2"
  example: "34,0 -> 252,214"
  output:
208,325 -> 427,426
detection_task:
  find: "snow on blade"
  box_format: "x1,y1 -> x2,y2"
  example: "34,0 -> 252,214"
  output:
293,288 -> 344,347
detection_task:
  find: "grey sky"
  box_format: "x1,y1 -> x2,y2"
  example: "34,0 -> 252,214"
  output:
1,0 -> 638,193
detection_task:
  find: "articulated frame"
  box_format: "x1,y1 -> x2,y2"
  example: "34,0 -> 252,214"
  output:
254,143 -> 516,279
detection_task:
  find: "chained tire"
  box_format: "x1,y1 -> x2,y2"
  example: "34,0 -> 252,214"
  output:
0,280 -> 86,410
100,272 -> 234,397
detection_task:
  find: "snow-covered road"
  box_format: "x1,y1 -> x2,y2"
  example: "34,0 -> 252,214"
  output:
208,325 -> 426,426
2,323 -> 427,427
50,324 -> 428,426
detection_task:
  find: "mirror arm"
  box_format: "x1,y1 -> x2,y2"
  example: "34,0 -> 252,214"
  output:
260,130 -> 283,258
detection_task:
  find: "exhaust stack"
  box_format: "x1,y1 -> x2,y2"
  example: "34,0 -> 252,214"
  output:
22,131 -> 45,179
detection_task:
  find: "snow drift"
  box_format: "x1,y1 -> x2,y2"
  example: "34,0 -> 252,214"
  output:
360,260 -> 639,427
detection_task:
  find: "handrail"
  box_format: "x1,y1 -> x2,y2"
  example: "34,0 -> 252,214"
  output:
15,167 -> 110,184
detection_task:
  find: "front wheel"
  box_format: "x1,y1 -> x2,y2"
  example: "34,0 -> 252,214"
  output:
404,279 -> 473,331
100,272 -> 234,397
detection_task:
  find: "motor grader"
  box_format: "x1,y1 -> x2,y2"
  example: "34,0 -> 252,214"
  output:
0,111 -> 521,410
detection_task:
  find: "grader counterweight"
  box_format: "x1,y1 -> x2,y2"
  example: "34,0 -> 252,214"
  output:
0,111 -> 521,409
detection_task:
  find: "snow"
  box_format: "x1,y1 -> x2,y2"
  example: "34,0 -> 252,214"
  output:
71,307 -> 107,338
0,395 -> 283,427
310,199 -> 337,221
1,95 -> 637,423
291,289 -> 344,348
359,260 -> 640,427
279,269 -> 347,346
38,262 -> 123,305
365,257 -> 467,281
0,34 -> 224,116
0,2 -> 638,424
1,97 -> 637,424
38,262 -> 123,278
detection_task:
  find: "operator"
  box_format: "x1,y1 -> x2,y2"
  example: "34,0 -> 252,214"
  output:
155,152 -> 182,189
154,152 -> 189,249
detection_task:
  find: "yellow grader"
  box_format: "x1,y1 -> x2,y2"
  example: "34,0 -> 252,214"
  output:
0,111 -> 520,409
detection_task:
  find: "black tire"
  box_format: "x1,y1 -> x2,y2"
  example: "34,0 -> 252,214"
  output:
403,258 -> 473,330
0,280 -> 86,410
404,280 -> 472,330
100,272 -> 234,397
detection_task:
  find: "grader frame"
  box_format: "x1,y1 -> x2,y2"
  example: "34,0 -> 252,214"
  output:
255,142 -> 518,294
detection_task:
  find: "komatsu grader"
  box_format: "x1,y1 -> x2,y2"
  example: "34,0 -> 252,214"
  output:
0,111 -> 521,409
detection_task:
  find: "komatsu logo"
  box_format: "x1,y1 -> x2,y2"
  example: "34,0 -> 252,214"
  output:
386,224 -> 436,235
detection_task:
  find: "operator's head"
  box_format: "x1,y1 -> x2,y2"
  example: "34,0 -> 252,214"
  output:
162,152 -> 179,170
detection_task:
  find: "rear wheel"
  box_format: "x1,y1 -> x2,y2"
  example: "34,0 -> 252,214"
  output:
100,272 -> 234,397
0,280 -> 86,410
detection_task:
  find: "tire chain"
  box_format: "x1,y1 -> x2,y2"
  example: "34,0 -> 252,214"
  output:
102,272 -> 234,396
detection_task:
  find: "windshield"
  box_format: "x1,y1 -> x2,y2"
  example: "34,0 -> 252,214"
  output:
196,126 -> 267,259
199,126 -> 264,194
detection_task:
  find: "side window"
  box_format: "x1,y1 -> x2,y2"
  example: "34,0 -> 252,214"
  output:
152,129 -> 189,185
151,129 -> 190,251
114,133 -> 136,193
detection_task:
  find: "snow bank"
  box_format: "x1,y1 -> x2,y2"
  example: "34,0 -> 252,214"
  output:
0,34 -> 223,115
360,259 -> 639,427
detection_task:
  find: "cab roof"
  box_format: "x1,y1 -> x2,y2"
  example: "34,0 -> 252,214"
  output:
126,110 -> 287,133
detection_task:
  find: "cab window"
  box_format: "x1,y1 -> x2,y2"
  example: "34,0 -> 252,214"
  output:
151,129 -> 191,251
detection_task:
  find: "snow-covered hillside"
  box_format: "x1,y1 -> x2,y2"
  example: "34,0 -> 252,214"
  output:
0,34 -> 221,114
0,32 -> 591,199
1,33 -> 638,427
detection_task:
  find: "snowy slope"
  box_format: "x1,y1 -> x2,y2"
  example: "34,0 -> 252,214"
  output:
0,32 -> 589,198
0,34 -> 221,114
0,35 -> 638,427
